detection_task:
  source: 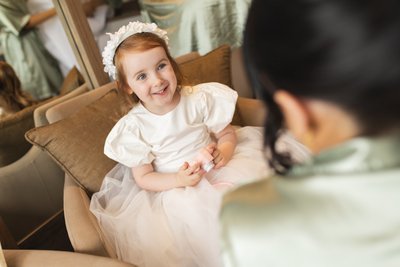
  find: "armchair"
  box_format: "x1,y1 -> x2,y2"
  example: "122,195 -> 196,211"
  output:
0,84 -> 89,244
0,215 -> 134,267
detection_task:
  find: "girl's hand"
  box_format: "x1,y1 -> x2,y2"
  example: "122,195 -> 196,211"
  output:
211,147 -> 229,169
176,162 -> 205,187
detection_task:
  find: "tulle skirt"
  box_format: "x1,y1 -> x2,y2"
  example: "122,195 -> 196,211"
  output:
90,127 -> 301,267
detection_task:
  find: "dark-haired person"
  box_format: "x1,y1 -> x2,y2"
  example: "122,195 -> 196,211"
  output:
220,0 -> 400,266
0,61 -> 37,118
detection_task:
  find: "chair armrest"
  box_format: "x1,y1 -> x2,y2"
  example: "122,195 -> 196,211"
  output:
63,175 -> 116,258
0,147 -> 64,241
237,97 -> 267,127
34,84 -> 89,127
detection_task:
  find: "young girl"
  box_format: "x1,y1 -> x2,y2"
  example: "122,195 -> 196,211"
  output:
0,61 -> 37,118
89,21 -> 284,267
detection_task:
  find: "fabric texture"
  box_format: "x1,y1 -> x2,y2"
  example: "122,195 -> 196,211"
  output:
90,83 -> 270,266
0,0 -> 63,99
221,134 -> 400,267
25,89 -> 126,193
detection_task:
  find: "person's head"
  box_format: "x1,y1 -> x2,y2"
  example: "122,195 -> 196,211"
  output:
0,61 -> 36,112
244,0 -> 400,173
103,22 -> 183,114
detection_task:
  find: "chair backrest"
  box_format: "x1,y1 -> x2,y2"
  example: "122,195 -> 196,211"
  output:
46,82 -> 118,124
58,66 -> 86,96
34,84 -> 89,127
0,105 -> 36,166
230,47 -> 253,98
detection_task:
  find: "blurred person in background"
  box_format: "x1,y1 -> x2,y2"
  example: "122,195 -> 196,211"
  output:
0,61 -> 37,118
0,0 -> 63,100
220,0 -> 400,266
138,0 -> 252,57
27,0 -> 113,77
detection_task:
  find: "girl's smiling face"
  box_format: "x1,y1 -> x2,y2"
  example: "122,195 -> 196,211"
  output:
122,46 -> 179,115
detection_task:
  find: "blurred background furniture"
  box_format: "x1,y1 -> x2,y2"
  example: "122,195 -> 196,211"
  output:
0,221 -> 134,267
2,249 -> 135,267
0,82 -> 88,247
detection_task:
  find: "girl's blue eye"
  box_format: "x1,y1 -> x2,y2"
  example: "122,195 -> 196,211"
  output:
158,63 -> 166,70
137,73 -> 146,80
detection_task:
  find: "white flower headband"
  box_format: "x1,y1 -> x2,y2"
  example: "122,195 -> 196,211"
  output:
102,21 -> 169,79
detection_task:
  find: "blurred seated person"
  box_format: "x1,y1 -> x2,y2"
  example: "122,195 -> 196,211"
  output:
0,0 -> 64,100
139,0 -> 251,57
220,0 -> 400,266
27,0 -> 112,77
0,61 -> 37,118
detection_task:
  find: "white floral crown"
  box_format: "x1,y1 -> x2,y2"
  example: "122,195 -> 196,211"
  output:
102,21 -> 169,79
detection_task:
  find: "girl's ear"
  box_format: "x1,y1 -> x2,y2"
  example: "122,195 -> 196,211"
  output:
273,90 -> 314,143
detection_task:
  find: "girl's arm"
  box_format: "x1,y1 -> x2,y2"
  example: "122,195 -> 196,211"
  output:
132,162 -> 205,192
212,124 -> 237,168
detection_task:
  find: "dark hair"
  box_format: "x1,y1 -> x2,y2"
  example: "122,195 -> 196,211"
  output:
244,0 -> 400,173
0,61 -> 37,110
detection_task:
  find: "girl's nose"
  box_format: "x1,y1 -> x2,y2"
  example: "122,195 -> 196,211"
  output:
152,74 -> 163,87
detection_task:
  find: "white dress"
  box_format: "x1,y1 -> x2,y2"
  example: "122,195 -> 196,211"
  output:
90,83 -> 271,267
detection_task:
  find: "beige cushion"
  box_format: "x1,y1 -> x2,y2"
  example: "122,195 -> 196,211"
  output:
25,46 -> 243,194
25,90 -> 127,194
179,44 -> 233,88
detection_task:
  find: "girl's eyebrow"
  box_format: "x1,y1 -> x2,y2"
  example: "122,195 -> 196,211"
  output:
157,58 -> 168,64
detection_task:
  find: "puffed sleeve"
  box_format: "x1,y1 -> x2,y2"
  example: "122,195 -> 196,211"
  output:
197,82 -> 238,133
104,115 -> 155,168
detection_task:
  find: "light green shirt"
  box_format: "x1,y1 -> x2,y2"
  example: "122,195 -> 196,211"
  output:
0,0 -> 62,100
221,134 -> 400,267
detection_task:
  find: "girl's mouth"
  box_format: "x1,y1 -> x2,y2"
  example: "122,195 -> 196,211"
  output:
153,86 -> 168,95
